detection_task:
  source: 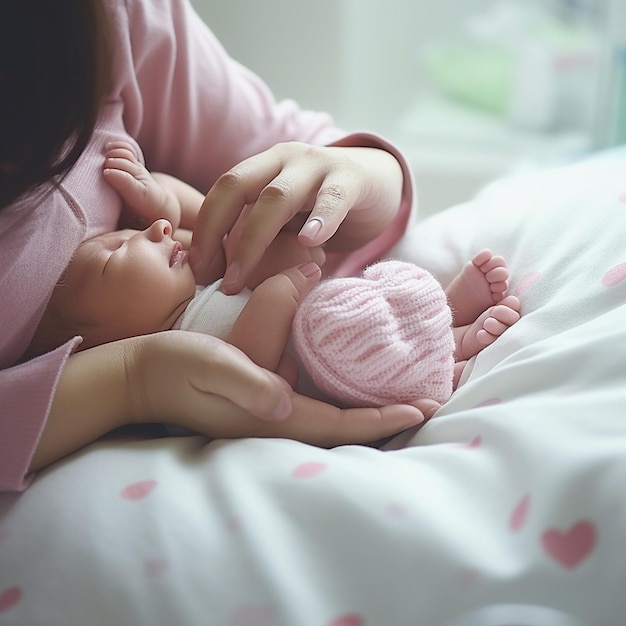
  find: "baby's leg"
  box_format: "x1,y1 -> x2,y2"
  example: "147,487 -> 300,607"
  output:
453,295 -> 521,362
446,249 -> 509,326
103,141 -> 179,225
227,263 -> 322,387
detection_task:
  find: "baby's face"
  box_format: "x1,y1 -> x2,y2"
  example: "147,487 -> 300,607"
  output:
52,219 -> 196,348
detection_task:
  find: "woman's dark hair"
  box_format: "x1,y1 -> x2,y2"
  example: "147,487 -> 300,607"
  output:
0,1 -> 112,209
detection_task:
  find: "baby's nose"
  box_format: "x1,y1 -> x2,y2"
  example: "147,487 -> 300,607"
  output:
145,219 -> 173,241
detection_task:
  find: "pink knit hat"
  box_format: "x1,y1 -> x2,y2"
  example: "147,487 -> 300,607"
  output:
292,260 -> 455,407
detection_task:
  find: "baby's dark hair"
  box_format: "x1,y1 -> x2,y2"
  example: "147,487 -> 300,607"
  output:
0,1 -> 112,209
25,295 -> 83,361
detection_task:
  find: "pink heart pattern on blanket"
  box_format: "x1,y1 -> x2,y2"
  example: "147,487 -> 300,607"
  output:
602,261 -> 626,287
120,479 -> 158,501
509,493 -> 531,532
291,461 -> 327,479
541,520 -> 597,569
0,586 -> 22,614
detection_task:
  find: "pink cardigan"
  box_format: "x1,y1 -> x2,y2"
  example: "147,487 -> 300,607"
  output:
0,0 -> 415,491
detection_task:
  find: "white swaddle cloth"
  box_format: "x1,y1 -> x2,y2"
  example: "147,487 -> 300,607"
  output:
171,280 -> 251,338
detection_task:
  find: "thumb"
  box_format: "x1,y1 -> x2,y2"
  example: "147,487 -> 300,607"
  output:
251,262 -> 322,320
281,261 -> 323,302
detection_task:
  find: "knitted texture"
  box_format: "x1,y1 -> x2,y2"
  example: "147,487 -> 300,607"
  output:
292,260 -> 455,407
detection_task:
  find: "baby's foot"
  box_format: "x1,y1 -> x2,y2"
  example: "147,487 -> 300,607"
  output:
103,141 -> 172,222
446,249 -> 509,326
453,295 -> 521,362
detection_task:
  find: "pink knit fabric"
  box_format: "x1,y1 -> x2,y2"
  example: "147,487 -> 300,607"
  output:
292,260 -> 455,407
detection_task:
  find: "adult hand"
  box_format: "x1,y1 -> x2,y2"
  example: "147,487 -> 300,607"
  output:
129,331 -> 295,423
129,331 -> 437,446
31,330 -> 438,474
188,142 -> 403,292
181,393 -> 439,448
29,331 -> 292,473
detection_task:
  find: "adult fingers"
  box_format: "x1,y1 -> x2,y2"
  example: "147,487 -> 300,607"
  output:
224,154 -> 364,293
188,392 -> 439,447
188,148 -> 287,284
296,167 -> 362,247
190,338 -> 295,422
247,394 -> 438,447
191,143 -> 337,291
220,172 -> 320,292
138,331 -> 294,423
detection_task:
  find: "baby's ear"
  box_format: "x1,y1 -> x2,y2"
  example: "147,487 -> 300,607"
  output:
56,265 -> 70,287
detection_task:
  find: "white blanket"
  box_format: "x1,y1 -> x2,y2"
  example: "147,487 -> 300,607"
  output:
2,149 -> 626,626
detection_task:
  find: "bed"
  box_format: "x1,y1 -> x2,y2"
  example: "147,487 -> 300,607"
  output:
1,147 -> 626,626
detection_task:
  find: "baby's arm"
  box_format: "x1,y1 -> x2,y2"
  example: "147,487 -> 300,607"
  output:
227,262 -> 322,387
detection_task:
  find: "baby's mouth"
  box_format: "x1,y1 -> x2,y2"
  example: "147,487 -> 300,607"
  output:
169,242 -> 186,268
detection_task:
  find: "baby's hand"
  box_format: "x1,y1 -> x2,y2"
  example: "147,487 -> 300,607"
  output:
244,230 -> 326,289
104,141 -> 182,231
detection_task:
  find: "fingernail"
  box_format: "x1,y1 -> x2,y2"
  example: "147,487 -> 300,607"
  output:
297,262 -> 321,278
298,218 -> 323,241
222,261 -> 241,288
272,391 -> 292,420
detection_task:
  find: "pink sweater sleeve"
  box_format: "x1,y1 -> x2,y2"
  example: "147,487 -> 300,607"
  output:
0,342 -> 79,491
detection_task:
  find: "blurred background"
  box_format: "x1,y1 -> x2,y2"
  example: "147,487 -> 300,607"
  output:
191,0 -> 626,216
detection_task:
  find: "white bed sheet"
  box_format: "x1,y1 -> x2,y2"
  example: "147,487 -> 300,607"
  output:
2,149 -> 626,626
